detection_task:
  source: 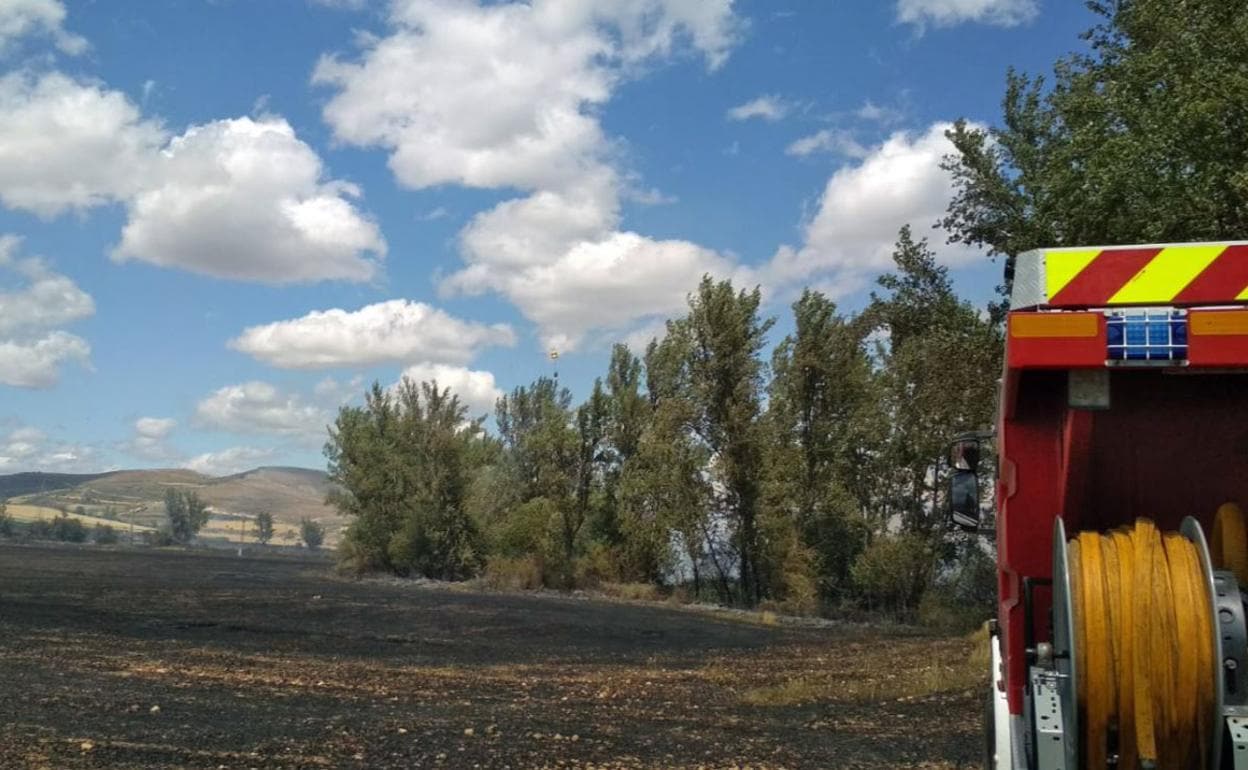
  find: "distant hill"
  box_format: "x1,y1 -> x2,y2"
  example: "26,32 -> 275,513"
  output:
0,471 -> 117,499
0,466 -> 341,545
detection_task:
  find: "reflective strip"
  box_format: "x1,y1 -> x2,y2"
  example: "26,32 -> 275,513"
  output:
1109,244 -> 1226,304
1190,310 -> 1248,336
1010,313 -> 1099,338
1045,249 -> 1102,299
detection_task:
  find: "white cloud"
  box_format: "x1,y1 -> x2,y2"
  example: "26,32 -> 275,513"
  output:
186,446 -> 277,477
122,417 -> 180,462
0,0 -> 87,56
896,0 -> 1038,28
458,231 -> 751,352
194,381 -> 331,443
0,72 -> 164,217
766,122 -> 979,296
0,425 -> 103,473
855,100 -> 902,124
0,235 -> 92,389
397,363 -> 502,417
316,0 -> 745,350
229,300 -> 516,369
0,74 -> 386,284
112,116 -> 386,284
786,129 -> 868,159
727,94 -> 790,122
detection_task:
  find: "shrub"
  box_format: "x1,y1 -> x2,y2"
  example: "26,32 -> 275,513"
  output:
93,524 -> 119,545
0,506 -> 12,538
300,517 -> 325,550
51,515 -> 87,543
850,533 -> 937,616
482,555 -> 544,591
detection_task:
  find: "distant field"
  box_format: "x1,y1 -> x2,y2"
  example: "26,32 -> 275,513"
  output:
199,515 -> 303,545
5,504 -> 154,533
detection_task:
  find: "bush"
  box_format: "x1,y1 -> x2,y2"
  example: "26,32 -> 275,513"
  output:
850,533 -> 937,616
0,508 -> 13,538
300,517 -> 325,550
51,515 -> 87,543
482,555 -> 544,591
93,524 -> 119,545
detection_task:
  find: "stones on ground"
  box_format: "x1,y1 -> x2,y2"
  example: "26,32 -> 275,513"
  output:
464,727 -> 475,737
149,705 -> 160,715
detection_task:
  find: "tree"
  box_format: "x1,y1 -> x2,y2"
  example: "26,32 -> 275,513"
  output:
864,228 -> 1001,538
0,499 -> 12,538
254,511 -> 274,545
943,0 -> 1248,303
164,488 -> 210,544
767,289 -> 874,600
300,518 -> 325,550
680,277 -> 775,605
327,379 -> 486,578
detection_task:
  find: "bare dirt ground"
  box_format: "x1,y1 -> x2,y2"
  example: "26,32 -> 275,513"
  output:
0,544 -> 983,769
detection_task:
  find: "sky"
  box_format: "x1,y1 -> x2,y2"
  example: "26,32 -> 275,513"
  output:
0,0 -> 1090,476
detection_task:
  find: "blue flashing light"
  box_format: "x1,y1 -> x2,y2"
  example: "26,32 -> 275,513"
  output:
1105,309 -> 1187,363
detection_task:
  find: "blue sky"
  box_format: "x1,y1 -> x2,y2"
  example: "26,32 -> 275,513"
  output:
0,0 -> 1088,475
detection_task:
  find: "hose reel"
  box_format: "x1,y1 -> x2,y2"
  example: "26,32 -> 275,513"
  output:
1048,509 -> 1248,770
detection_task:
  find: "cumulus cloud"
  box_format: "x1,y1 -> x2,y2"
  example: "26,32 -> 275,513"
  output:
896,0 -> 1038,28
727,95 -> 791,122
113,116 -> 386,283
0,425 -> 103,473
316,0 -> 746,351
186,446 -> 277,477
122,417 -> 180,462
194,381 -> 331,443
0,235 -> 92,389
786,129 -> 868,159
0,74 -> 386,283
397,363 -> 503,417
766,122 -> 979,296
0,72 -> 164,217
0,0 -> 87,56
229,299 -> 516,369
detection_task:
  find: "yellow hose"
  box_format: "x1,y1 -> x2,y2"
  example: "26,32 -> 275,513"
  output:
1212,502 -> 1248,584
1068,518 -> 1215,769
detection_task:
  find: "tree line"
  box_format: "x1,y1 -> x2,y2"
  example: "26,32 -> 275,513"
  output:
326,228 -> 1001,620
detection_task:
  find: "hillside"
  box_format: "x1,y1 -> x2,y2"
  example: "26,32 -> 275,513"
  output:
0,466 -> 341,545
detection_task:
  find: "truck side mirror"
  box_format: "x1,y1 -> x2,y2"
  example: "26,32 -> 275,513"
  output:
949,469 -> 981,531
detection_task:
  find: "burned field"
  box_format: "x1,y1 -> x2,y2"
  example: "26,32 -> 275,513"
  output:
0,545 -> 981,769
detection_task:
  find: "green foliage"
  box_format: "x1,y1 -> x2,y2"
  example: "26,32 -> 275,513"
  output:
851,533 -> 937,615
0,499 -> 10,537
93,524 -> 119,545
164,488 -> 209,544
327,379 -> 485,578
254,511 -> 274,545
300,517 -> 325,550
943,0 -> 1248,302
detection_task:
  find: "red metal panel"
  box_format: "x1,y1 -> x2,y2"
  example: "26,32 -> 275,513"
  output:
1006,312 -> 1106,369
1189,309 -> 1248,367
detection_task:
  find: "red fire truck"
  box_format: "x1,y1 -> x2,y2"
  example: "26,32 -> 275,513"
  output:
948,242 -> 1248,770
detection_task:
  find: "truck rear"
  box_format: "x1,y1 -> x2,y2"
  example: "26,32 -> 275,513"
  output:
950,242 -> 1248,770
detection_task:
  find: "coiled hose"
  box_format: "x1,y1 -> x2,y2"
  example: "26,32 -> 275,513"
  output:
1067,518 -> 1216,769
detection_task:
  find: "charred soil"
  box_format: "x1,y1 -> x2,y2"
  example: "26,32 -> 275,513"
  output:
0,545 -> 981,769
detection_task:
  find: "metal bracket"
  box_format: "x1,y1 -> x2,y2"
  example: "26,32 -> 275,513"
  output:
1031,667 -> 1067,770
1228,716 -> 1248,770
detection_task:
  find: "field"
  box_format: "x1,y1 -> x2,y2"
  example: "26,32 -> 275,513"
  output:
0,544 -> 985,769
5,504 -> 155,533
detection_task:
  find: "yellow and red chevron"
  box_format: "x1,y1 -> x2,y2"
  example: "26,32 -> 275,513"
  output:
1044,243 -> 1248,307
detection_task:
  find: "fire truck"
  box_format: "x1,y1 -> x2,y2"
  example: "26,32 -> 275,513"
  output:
947,242 -> 1248,770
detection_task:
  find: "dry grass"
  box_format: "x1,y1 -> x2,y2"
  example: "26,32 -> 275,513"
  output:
595,582 -> 662,602
5,504 -> 154,533
736,625 -> 991,707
